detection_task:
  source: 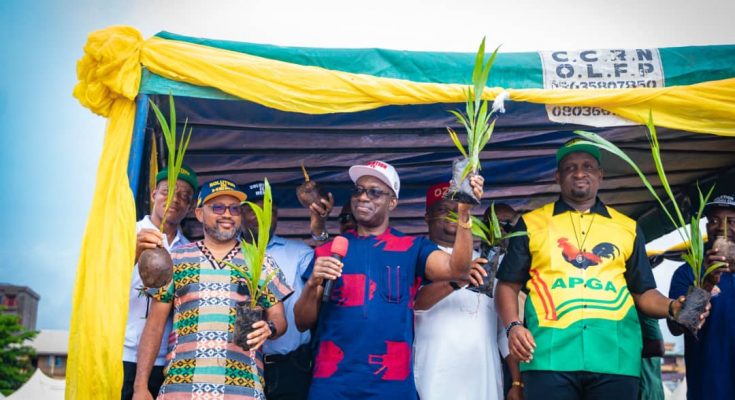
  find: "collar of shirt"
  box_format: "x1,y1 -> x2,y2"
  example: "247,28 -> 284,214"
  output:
140,215 -> 190,250
552,197 -> 611,218
268,235 -> 288,249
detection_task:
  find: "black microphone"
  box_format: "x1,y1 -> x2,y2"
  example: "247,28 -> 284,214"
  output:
322,236 -> 349,303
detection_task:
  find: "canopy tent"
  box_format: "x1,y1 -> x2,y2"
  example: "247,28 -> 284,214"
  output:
132,31 -> 735,242
6,369 -> 65,400
68,26 -> 735,398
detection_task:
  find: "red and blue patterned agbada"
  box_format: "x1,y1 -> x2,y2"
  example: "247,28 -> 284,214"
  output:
302,228 -> 438,399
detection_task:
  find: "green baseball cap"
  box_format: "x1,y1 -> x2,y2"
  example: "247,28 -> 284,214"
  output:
156,165 -> 199,192
556,139 -> 601,165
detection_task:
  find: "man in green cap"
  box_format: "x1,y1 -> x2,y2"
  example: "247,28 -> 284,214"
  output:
495,139 -> 706,400
121,165 -> 198,400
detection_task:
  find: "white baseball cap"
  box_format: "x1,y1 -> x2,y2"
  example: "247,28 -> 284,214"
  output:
348,160 -> 401,198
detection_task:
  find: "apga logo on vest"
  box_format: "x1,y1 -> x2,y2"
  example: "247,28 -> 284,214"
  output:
557,238 -> 620,269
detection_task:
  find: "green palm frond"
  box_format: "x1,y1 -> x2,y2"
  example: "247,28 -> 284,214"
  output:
448,38 -> 501,181
574,112 -> 716,287
223,179 -> 277,308
447,202 -> 526,247
447,127 -> 468,158
149,94 -> 193,230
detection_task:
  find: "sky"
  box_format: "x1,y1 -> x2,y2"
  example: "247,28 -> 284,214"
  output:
0,0 -> 733,333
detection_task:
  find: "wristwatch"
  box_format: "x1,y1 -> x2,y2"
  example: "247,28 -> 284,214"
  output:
505,320 -> 523,338
266,320 -> 278,339
311,230 -> 329,241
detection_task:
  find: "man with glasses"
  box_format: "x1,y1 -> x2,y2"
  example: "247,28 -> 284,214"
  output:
133,178 -> 292,400
122,165 -> 198,400
294,160 -> 483,399
241,181 -> 315,400
496,140 -> 706,400
413,182 -> 520,400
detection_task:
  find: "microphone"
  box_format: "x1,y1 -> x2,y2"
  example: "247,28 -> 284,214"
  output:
322,236 -> 349,303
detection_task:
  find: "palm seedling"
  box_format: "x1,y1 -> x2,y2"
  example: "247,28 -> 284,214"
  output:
574,112 -> 723,333
449,203 -> 526,295
138,94 -> 193,288
446,37 -> 500,205
223,178 -> 278,350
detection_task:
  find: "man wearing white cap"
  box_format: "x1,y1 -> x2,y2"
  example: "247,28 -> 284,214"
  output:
294,160 -> 484,400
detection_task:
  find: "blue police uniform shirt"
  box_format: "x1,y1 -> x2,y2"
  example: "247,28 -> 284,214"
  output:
302,228 -> 438,400
263,235 -> 314,355
669,264 -> 735,400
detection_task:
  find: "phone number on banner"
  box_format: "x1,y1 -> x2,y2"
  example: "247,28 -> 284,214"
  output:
549,106 -> 613,117
550,80 -> 658,89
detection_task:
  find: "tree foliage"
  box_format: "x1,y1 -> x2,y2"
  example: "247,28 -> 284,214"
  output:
0,308 -> 38,395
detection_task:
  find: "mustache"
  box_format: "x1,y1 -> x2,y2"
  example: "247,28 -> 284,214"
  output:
216,218 -> 235,224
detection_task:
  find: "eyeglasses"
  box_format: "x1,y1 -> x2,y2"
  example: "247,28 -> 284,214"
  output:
338,213 -> 355,224
205,204 -> 242,216
499,221 -> 515,232
351,186 -> 394,200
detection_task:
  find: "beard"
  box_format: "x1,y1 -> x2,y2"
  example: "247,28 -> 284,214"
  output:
204,219 -> 239,242
570,186 -> 592,200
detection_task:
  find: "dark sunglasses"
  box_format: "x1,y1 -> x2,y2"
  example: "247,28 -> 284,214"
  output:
205,204 -> 242,216
351,186 -> 393,200
338,213 -> 355,224
499,221 -> 515,232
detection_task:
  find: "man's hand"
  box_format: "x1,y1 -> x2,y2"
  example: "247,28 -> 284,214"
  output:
671,295 -> 712,330
309,194 -> 335,238
246,320 -> 272,350
132,388 -> 154,400
508,325 -> 536,363
507,386 -> 524,400
468,257 -> 489,287
457,175 -> 485,212
309,193 -> 334,218
699,301 -> 712,330
135,228 -> 164,263
307,256 -> 343,288
703,248 -> 729,291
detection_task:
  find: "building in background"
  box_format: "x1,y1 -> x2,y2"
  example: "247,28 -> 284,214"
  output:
0,284 -> 40,330
29,330 -> 69,379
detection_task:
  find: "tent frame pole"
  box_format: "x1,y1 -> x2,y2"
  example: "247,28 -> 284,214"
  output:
128,94 -> 150,198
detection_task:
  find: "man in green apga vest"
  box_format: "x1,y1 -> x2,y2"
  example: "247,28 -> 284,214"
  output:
495,140 -> 703,400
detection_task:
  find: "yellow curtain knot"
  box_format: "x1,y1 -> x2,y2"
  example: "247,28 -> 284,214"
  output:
73,25 -> 143,117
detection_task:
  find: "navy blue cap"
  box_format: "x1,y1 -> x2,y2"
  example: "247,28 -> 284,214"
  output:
197,178 -> 247,207
242,181 -> 267,201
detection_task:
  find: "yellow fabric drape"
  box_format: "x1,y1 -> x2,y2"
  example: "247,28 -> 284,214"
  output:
67,26 -> 139,399
69,24 -> 735,398
509,80 -> 735,136
137,36 -> 735,136
138,36 -> 735,135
